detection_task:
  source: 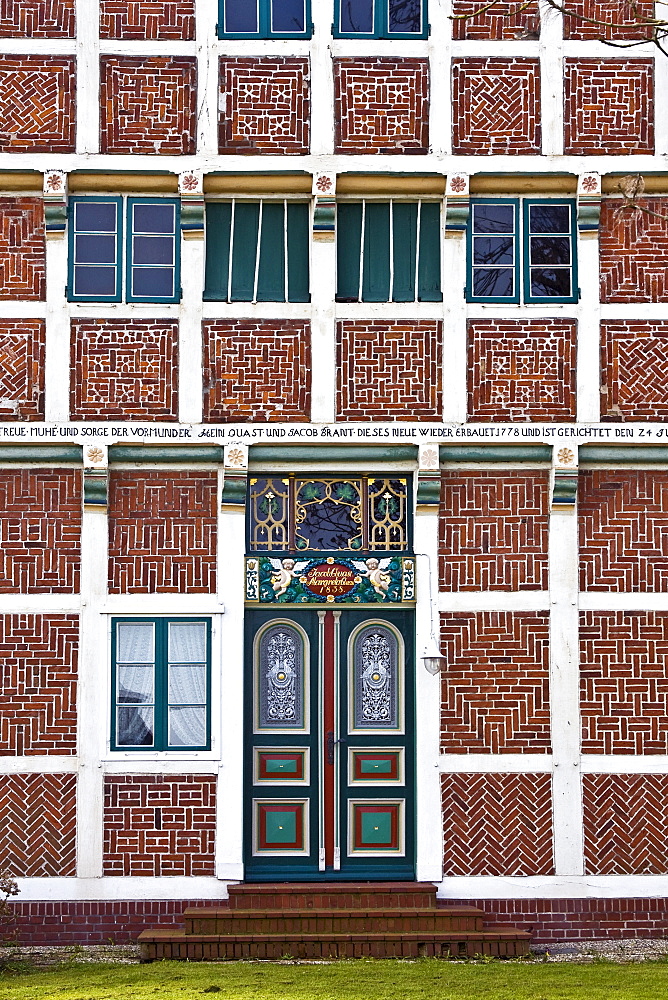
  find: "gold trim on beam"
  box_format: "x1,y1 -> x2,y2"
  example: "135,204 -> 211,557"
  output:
68,173 -> 178,193
337,174 -> 445,195
602,174 -> 668,195
470,174 -> 577,194
204,174 -> 312,194
0,172 -> 42,192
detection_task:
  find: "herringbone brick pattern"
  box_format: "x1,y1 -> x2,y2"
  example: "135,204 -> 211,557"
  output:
0,56 -> 74,151
564,60 -> 654,155
108,472 -> 217,594
0,470 -> 81,593
70,319 -> 178,421
452,58 -> 540,154
451,0 -> 539,39
579,471 -> 668,592
600,198 -> 668,302
601,321 -> 668,420
565,1 -> 654,39
0,614 -> 78,755
103,776 -> 216,876
581,611 -> 668,754
468,319 -> 577,421
0,198 -> 45,300
0,0 -> 75,36
442,773 -> 554,875
336,320 -> 442,420
100,0 -> 194,38
0,319 -> 45,420
583,774 -> 668,874
219,58 -> 309,155
440,612 -> 551,752
439,471 -> 549,591
203,320 -> 310,422
334,59 -> 429,154
0,773 -> 76,875
101,57 -> 196,155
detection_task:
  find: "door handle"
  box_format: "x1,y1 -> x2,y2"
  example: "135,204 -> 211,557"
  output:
325,731 -> 346,765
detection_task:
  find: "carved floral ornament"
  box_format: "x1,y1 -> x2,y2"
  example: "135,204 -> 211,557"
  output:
557,447 -> 576,467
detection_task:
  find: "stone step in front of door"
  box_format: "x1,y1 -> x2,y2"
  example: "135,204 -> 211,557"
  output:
226,881 -> 441,910
184,906 -> 486,936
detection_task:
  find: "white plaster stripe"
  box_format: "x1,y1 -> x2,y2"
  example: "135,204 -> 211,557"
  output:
178,236 -> 205,424
310,0 -> 335,156
76,0 -> 100,155
578,594 -> 668,611
438,592 -> 551,612
581,757 -> 668,774
442,231 -> 468,423
437,875 -> 668,899
196,0 -> 220,156
539,1 -> 564,156
14,877 -> 231,901
576,234 -> 602,423
44,236 -> 71,422
438,755 -> 553,773
429,0 -> 452,157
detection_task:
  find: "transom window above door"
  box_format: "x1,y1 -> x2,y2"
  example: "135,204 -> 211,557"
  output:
218,0 -> 312,37
334,0 -> 428,38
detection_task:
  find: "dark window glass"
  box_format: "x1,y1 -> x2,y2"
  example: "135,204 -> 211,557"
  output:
73,266 -> 117,296
341,0 -> 374,32
133,204 -> 175,234
473,203 -> 515,234
388,0 -> 421,32
133,236 -> 174,265
272,0 -> 305,31
530,268 -> 572,298
74,201 -> 117,232
132,267 -> 174,298
473,267 -> 514,298
529,203 -> 570,234
529,236 -> 570,266
75,234 -> 116,264
224,0 -> 258,31
473,236 -> 514,266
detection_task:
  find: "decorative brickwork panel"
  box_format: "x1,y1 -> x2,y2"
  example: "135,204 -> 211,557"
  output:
452,58 -> 540,155
442,773 -> 554,875
564,60 -> 654,155
70,319 -> 178,421
583,774 -> 668,874
108,472 -> 217,594
600,199 -> 668,303
565,1 -> 654,39
451,1 -> 539,39
467,319 -> 576,422
601,321 -> 668,420
334,58 -> 429,155
439,471 -> 549,592
0,469 -> 81,593
203,320 -> 310,423
0,198 -> 45,300
103,775 -> 216,876
581,611 -> 668,755
336,320 -> 442,421
0,56 -> 75,152
440,612 -> 551,752
0,773 -> 76,876
0,0 -> 75,36
0,319 -> 44,420
579,470 -> 668,592
101,57 -> 196,155
219,58 -> 309,155
0,614 -> 78,755
100,0 -> 194,38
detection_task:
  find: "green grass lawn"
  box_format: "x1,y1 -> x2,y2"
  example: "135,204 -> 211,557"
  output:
2,959 -> 668,1000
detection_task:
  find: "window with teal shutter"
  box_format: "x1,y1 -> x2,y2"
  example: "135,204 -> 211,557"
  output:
218,0 -> 312,38
334,0 -> 428,38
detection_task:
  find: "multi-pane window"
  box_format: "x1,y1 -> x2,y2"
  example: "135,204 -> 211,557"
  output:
218,0 -> 312,37
112,618 -> 211,751
336,201 -> 441,303
204,200 -> 310,302
467,198 -> 578,304
334,0 -> 428,38
68,197 -> 180,303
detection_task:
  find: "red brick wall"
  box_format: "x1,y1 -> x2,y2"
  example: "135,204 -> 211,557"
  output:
439,471 -> 549,592
219,58 -> 309,155
0,469 -> 81,593
583,774 -> 668,874
100,0 -> 195,38
564,60 -> 654,155
0,199 -> 45,300
203,320 -> 310,423
0,318 -> 45,419
581,612 -> 668,755
600,199 -> 668,303
0,614 -> 78,755
452,58 -> 541,155
601,321 -> 668,420
108,471 -> 217,594
101,56 -> 196,155
451,0 -> 539,39
334,59 -> 429,155
442,773 -> 554,875
103,775 -> 216,876
0,773 -> 76,876
467,319 -> 577,422
565,1 -> 655,39
0,0 -> 75,36
0,56 -> 75,152
440,612 -> 551,752
579,470 -> 668,592
336,320 -> 442,421
70,319 -> 178,421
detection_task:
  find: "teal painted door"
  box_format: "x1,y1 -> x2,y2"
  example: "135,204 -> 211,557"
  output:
244,608 -> 415,881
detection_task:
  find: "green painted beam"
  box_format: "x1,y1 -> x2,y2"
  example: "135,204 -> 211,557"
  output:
580,446 -> 668,464
221,476 -> 247,505
0,445 -> 83,462
250,445 -> 418,463
416,478 -> 440,505
109,445 -> 224,463
439,445 -> 552,463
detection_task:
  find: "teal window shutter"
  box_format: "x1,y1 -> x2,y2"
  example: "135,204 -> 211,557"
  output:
417,201 -> 442,301
392,202 -> 418,302
362,202 -> 390,302
336,202 -> 363,301
204,202 -> 232,300
68,197 -> 123,303
287,202 -> 310,302
231,201 -> 260,301
257,201 -> 286,301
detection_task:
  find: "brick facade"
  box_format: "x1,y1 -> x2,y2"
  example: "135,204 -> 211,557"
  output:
579,470 -> 668,592
336,320 -> 442,420
0,198 -> 45,300
439,471 -> 549,592
601,320 -> 668,420
565,1 -> 655,39
583,774 -> 668,875
100,56 -> 196,155
0,469 -> 81,593
451,1 -> 539,39
108,471 -> 217,594
0,773 -> 76,876
70,319 -> 178,421
452,58 -> 541,155
564,59 -> 654,155
103,775 -> 216,876
100,1 -> 195,39
0,319 -> 45,420
467,319 -> 577,422
442,773 -> 554,875
219,58 -> 309,155
203,320 -> 310,423
334,59 -> 429,155
600,199 -> 668,303
0,0 -> 75,36
0,55 -> 75,152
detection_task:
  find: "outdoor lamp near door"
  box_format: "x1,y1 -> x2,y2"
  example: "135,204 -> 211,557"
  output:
421,635 -> 446,675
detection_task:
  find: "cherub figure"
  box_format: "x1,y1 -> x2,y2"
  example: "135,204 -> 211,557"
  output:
365,557 -> 391,597
271,558 -> 298,597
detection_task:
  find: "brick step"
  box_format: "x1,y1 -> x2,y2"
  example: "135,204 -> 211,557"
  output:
184,906 -> 486,936
227,882 -> 438,910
